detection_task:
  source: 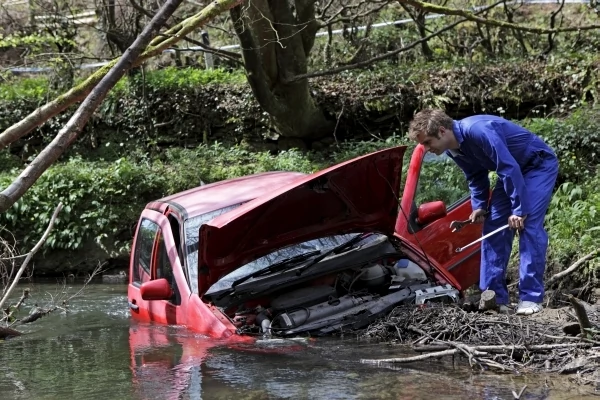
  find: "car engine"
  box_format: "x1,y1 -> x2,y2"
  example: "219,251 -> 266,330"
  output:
229,260 -> 459,338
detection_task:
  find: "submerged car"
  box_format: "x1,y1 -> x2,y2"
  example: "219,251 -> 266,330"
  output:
127,145 -> 483,339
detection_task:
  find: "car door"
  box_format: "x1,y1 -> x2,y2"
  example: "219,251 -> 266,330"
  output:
395,145 -> 484,291
128,209 -> 187,325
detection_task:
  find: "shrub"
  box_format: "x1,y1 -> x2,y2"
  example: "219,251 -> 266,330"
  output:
522,108 -> 600,184
545,170 -> 600,277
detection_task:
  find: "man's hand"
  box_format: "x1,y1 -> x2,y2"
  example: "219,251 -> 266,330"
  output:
508,215 -> 526,230
469,209 -> 487,223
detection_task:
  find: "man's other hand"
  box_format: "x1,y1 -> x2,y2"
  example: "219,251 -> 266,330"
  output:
508,215 -> 526,230
469,209 -> 487,223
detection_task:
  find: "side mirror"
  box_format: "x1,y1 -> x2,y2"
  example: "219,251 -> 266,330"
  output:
140,278 -> 173,301
416,201 -> 447,225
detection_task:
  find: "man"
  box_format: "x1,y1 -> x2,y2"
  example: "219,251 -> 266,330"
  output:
408,109 -> 559,315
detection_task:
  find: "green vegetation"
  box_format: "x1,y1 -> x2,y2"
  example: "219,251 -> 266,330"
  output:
0,109 -> 598,280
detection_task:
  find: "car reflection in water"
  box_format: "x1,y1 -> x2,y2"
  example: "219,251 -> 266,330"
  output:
129,320 -> 312,400
128,319 -> 557,400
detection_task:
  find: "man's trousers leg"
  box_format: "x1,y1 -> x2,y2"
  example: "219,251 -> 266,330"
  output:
518,156 -> 559,303
480,185 -> 514,305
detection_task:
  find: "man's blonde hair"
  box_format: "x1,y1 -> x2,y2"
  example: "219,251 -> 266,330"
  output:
408,109 -> 453,140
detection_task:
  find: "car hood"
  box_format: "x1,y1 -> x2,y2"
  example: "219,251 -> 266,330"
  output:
197,146 -> 407,294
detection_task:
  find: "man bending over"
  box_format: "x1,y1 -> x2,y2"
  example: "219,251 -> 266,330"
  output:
408,109 -> 559,315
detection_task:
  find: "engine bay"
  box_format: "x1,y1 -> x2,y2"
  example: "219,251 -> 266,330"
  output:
206,237 -> 460,338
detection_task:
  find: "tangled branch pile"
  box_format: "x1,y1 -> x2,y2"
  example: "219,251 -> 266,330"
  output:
360,303 -> 600,385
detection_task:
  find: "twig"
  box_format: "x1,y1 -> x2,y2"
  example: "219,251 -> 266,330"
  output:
545,250 -> 599,289
1,288 -> 30,322
0,203 -> 63,311
361,348 -> 459,365
566,294 -> 594,334
512,385 -> 527,399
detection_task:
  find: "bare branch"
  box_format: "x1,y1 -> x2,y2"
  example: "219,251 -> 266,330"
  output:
0,203 -> 63,312
545,249 -> 599,289
290,16 -> 467,81
401,0 -> 600,34
543,0 -> 567,55
129,0 -> 242,63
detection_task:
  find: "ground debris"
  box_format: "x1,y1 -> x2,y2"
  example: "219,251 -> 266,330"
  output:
358,303 -> 600,385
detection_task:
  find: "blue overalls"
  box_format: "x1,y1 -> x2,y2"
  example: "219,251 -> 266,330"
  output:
446,115 -> 559,304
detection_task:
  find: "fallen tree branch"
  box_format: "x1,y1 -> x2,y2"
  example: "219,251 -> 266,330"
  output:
18,307 -> 54,325
0,0 -> 187,212
0,0 -> 243,154
0,326 -> 23,339
1,288 -> 30,323
361,343 -> 593,364
361,348 -> 459,365
545,250 -> 599,289
402,0 -> 600,34
0,203 -> 63,312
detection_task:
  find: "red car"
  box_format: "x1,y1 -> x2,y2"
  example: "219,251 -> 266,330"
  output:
127,145 -> 482,339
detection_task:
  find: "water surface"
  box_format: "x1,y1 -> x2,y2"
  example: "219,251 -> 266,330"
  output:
0,282 -> 595,399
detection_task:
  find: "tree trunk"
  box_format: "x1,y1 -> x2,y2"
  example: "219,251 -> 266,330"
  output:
231,1 -> 331,139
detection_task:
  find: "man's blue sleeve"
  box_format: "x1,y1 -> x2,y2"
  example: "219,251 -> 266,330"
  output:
470,121 -> 530,216
449,155 -> 490,211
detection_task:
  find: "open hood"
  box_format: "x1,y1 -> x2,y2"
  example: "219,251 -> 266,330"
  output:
198,146 -> 407,293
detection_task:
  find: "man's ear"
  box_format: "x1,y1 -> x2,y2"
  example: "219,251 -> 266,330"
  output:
437,126 -> 445,139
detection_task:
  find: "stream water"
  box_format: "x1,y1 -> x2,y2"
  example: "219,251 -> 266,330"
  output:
0,281 -> 596,399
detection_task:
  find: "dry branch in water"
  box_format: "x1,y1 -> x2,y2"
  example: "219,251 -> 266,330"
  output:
0,203 -> 63,312
359,303 -> 600,383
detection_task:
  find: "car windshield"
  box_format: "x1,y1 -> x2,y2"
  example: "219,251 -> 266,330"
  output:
206,233 -> 385,293
184,203 -> 246,294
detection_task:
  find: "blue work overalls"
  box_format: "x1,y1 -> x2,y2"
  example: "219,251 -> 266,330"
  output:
446,115 -> 559,304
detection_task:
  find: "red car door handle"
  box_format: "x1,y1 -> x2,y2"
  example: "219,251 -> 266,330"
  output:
128,300 -> 139,310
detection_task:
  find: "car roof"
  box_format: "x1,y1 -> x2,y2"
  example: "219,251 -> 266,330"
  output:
154,171 -> 307,219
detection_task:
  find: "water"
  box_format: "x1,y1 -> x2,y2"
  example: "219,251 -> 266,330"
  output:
0,282 -> 596,399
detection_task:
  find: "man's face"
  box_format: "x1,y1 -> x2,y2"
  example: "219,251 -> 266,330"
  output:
415,128 -> 447,155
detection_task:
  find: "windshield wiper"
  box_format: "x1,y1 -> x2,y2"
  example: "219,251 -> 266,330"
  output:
294,233 -> 371,277
228,250 -> 322,290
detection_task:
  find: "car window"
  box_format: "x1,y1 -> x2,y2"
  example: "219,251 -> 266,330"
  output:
207,233 -> 385,293
184,203 -> 246,294
155,231 -> 181,305
414,152 -> 469,209
133,218 -> 158,284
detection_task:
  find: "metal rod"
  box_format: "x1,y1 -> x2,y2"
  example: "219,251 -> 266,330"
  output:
455,224 -> 510,253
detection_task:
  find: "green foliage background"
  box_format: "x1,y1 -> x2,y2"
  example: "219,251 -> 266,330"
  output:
0,54 -> 599,280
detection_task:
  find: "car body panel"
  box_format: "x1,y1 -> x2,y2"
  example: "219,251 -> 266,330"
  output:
394,145 -> 482,290
149,172 -> 306,218
197,146 -> 406,293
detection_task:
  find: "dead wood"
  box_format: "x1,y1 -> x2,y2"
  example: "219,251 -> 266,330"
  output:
545,250 -> 599,289
18,308 -> 54,325
357,303 -> 600,382
0,203 -> 63,313
478,289 -> 496,311
0,326 -> 22,339
566,294 -> 594,335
